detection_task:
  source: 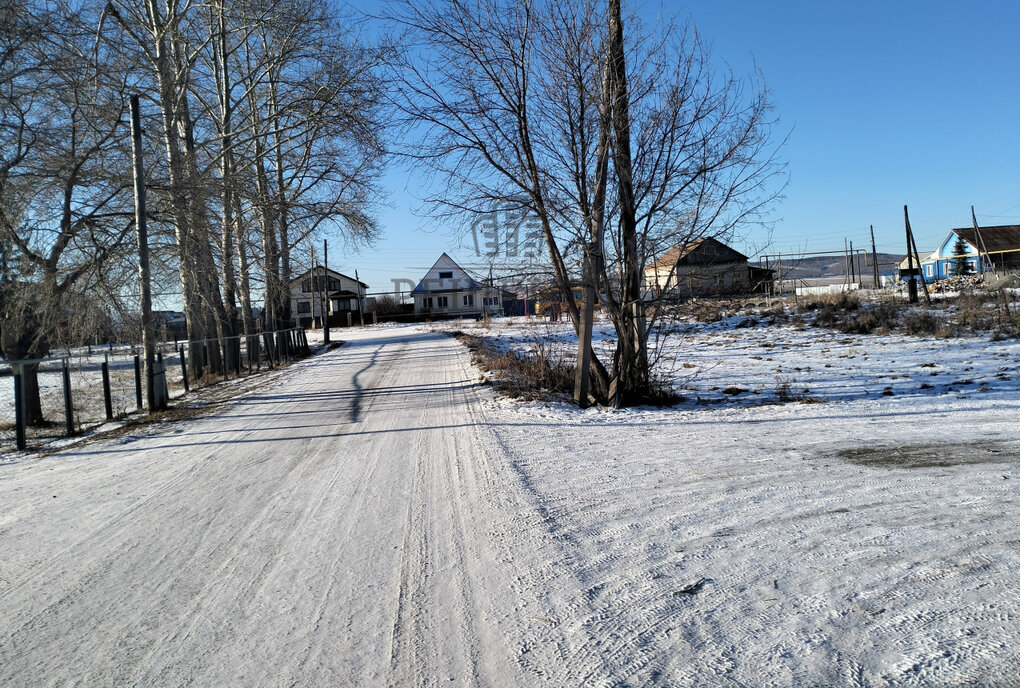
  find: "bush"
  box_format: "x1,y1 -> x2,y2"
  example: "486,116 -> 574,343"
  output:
837,302 -> 900,334
901,311 -> 940,336
799,291 -> 861,313
455,332 -> 575,400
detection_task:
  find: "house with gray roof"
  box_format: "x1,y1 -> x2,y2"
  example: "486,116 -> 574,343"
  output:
412,253 -> 502,318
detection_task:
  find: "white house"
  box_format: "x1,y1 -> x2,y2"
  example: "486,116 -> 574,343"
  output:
290,268 -> 368,327
412,253 -> 501,318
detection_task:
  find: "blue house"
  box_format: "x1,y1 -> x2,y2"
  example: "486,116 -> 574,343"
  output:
918,225 -> 1020,280
919,232 -> 980,280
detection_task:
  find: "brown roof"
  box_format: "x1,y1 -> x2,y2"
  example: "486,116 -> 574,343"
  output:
952,225 -> 1020,253
649,237 -> 748,269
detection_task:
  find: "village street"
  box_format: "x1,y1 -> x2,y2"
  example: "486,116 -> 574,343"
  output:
0,328 -> 571,686
1,324 -> 1018,687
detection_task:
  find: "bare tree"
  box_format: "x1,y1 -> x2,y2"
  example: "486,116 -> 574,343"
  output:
388,0 -> 783,406
1,0 -> 136,424
231,0 -> 386,329
101,0 -> 233,378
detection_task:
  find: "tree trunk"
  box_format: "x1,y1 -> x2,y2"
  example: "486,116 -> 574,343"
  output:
269,80 -> 292,324
22,363 -> 44,426
607,0 -> 649,404
573,251 -> 595,407
215,3 -> 239,373
143,0 -> 207,380
231,170 -> 257,365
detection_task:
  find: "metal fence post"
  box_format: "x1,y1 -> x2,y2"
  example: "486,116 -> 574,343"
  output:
101,355 -> 113,421
179,345 -> 189,392
153,351 -> 168,409
263,332 -> 274,368
134,354 -> 143,410
63,358 -> 74,436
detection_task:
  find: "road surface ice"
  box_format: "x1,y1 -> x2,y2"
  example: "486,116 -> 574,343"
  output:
1,324 -> 1018,686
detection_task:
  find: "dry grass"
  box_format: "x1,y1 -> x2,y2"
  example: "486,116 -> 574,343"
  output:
799,288 -> 1018,338
454,331 -> 576,401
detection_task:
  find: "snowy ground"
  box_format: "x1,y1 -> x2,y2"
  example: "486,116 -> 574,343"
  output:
1,320 -> 1017,686
451,313 -> 1020,405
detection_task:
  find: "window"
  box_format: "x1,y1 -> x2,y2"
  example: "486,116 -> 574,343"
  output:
297,301 -> 311,314
438,271 -> 453,279
304,275 -> 342,293
463,294 -> 474,306
926,265 -> 934,277
437,296 -> 449,307
423,297 -> 433,308
483,296 -> 499,307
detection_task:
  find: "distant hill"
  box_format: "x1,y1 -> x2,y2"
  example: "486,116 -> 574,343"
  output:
755,253 -> 905,279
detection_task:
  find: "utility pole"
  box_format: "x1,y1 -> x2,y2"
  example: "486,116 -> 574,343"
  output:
971,206 -> 994,276
843,238 -> 850,288
904,207 -> 918,303
355,269 -> 365,326
870,225 -> 880,288
903,205 -> 931,305
130,95 -> 162,412
322,239 -> 330,344
850,240 -> 858,285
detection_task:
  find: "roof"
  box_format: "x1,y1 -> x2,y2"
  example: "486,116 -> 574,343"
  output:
411,253 -> 486,294
291,267 -> 368,288
898,252 -> 935,269
648,238 -> 749,269
951,225 -> 1020,254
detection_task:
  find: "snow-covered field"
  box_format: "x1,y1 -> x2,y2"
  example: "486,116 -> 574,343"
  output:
429,315 -> 1020,685
449,312 -> 1020,406
1,318 -> 1017,686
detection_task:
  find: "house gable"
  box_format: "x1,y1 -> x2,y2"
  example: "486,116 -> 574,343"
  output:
290,267 -> 368,325
936,231 -> 976,260
647,237 -> 748,273
291,267 -> 368,295
412,253 -> 482,294
677,237 -> 749,266
412,253 -> 502,316
644,238 -> 760,298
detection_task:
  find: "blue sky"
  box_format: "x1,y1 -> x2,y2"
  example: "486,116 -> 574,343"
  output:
333,1 -> 1020,294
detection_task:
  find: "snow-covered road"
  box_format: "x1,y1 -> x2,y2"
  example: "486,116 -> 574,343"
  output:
1,324 -> 1018,687
0,329 -> 546,686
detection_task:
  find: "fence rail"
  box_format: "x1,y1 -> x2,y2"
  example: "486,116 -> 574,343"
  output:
1,328 -> 310,453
